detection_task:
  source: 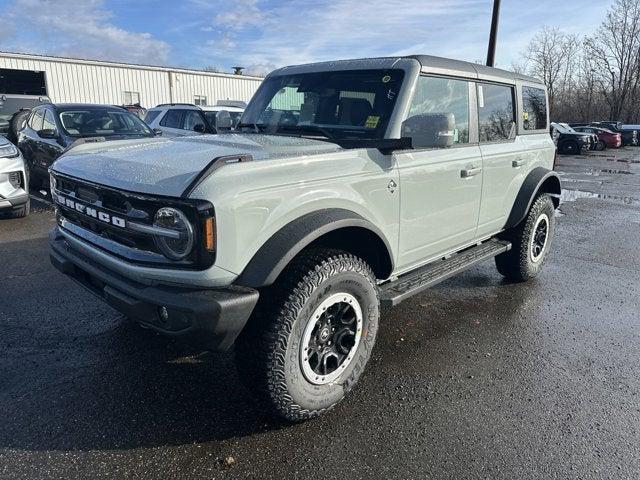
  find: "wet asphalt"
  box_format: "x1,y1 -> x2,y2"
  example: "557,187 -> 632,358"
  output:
1,149 -> 639,479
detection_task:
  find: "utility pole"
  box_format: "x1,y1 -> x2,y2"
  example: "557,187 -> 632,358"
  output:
486,0 -> 501,67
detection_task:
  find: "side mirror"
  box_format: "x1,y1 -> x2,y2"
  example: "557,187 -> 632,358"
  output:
214,110 -> 233,131
37,129 -> 59,139
153,128 -> 163,136
401,113 -> 455,149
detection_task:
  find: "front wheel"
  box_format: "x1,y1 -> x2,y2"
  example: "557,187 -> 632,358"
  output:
559,141 -> 578,155
495,194 -> 556,282
235,248 -> 380,422
595,140 -> 606,151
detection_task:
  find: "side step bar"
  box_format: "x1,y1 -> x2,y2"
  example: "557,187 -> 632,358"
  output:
381,239 -> 511,307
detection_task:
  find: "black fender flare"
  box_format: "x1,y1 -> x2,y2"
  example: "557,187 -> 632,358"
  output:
235,208 -> 394,288
504,167 -> 561,229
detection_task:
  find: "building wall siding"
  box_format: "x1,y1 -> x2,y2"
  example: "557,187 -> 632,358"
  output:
0,52 -> 263,108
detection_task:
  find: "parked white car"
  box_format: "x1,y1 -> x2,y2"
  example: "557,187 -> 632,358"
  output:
0,136 -> 29,218
144,101 -> 245,137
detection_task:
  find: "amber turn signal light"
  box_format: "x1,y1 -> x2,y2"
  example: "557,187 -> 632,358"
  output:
204,217 -> 215,252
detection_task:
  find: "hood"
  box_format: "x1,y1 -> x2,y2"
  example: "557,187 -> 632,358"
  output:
51,133 -> 342,197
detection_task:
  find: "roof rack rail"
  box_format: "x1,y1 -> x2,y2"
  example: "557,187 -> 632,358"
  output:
155,103 -> 199,108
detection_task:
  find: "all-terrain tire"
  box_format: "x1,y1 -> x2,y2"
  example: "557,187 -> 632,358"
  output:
495,194 -> 556,282
235,248 -> 380,422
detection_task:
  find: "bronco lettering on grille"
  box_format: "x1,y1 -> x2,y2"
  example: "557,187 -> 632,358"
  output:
55,192 -> 126,228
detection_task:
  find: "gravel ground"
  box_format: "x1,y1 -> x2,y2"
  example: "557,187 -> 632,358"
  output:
0,148 -> 639,479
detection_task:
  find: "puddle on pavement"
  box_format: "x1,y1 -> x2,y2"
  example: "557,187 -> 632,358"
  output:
586,168 -> 633,175
561,189 -> 640,206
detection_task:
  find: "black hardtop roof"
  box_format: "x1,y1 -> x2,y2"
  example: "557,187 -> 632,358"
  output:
272,55 -> 544,87
409,55 -> 542,85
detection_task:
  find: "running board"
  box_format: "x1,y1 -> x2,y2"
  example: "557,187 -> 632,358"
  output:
380,239 -> 511,307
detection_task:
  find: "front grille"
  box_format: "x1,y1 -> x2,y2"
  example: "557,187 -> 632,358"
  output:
51,172 -> 215,270
8,171 -> 23,189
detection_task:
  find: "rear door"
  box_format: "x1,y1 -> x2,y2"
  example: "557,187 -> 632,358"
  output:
158,109 -> 185,136
395,75 -> 483,271
475,82 -> 524,238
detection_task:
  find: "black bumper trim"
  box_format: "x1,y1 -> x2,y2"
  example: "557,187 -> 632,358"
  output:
49,228 -> 259,351
0,193 -> 29,209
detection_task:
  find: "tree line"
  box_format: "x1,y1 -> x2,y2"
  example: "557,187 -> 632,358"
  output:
515,0 -> 640,124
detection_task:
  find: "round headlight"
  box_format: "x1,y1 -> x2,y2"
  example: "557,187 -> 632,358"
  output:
153,207 -> 194,260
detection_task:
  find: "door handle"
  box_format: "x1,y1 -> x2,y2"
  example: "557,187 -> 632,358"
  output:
460,166 -> 482,178
512,158 -> 527,168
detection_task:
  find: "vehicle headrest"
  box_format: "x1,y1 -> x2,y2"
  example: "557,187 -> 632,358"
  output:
338,97 -> 373,126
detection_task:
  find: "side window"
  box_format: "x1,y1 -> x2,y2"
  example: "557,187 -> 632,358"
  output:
160,110 -> 183,129
478,83 -> 515,142
29,109 -> 45,131
522,86 -> 547,130
183,110 -> 205,131
43,109 -> 57,131
406,76 -> 469,147
143,110 -> 161,124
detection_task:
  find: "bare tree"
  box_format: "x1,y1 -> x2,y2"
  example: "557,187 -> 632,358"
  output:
584,0 -> 640,121
520,26 -> 580,118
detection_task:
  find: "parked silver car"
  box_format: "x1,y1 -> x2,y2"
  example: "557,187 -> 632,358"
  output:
0,136 -> 29,218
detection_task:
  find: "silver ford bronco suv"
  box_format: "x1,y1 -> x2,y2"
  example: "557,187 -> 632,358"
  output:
49,56 -> 560,421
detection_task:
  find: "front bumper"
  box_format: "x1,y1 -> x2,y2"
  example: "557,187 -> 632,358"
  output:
0,154 -> 28,210
49,227 -> 259,351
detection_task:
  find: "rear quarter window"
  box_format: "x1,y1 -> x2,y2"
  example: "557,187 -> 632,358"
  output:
522,86 -> 547,130
144,110 -> 162,124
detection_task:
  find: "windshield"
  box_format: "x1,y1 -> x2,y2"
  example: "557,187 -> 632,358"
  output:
241,69 -> 405,140
58,108 -> 153,137
558,123 -> 576,133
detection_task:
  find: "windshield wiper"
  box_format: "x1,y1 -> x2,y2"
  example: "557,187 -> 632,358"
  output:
275,124 -> 334,140
237,122 -> 266,133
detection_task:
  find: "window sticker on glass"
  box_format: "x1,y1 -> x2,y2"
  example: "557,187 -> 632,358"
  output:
365,116 -> 380,129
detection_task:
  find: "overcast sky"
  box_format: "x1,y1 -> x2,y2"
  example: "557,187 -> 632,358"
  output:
0,0 -> 611,76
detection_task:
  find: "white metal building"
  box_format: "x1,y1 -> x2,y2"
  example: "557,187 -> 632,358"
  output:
0,51 -> 264,108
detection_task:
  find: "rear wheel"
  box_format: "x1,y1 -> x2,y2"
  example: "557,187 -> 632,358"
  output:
235,248 -> 380,421
495,194 -> 556,282
595,140 -> 606,151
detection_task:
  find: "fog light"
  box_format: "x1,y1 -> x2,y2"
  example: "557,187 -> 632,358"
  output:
158,306 -> 169,323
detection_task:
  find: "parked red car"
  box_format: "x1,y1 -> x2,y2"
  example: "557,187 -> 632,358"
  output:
573,126 -> 622,150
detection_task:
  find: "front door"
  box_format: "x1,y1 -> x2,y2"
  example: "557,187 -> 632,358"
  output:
395,75 -> 482,271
